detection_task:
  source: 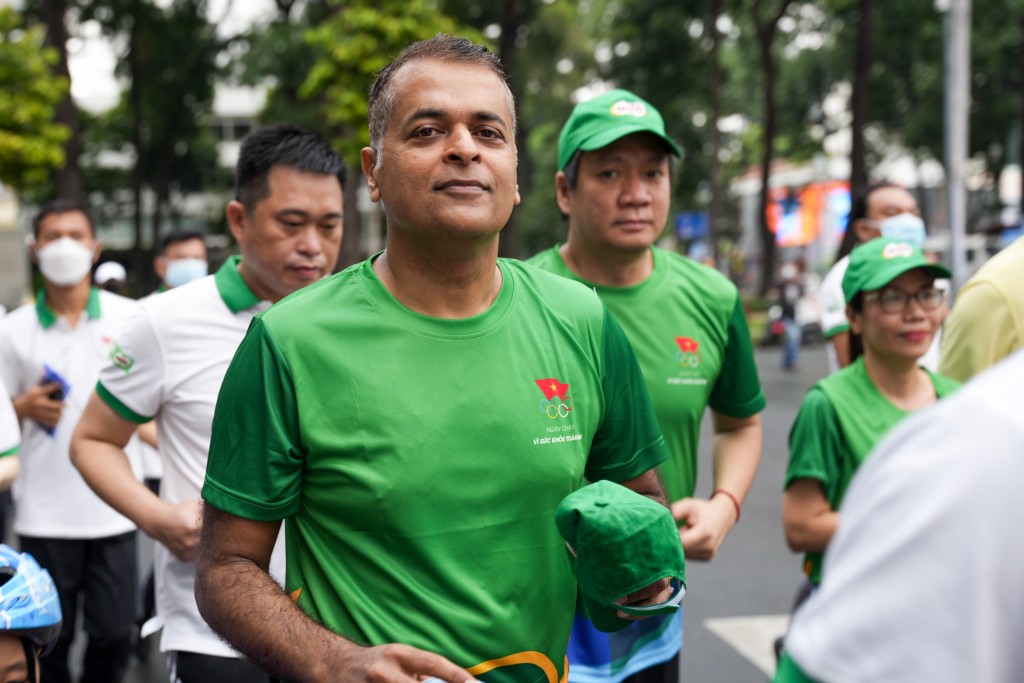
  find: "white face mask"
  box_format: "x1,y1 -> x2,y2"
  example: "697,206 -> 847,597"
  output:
37,237 -> 96,287
873,213 -> 927,248
164,258 -> 208,288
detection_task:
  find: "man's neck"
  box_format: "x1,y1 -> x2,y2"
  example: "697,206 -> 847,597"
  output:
559,241 -> 653,287
374,237 -> 502,318
44,278 -> 92,327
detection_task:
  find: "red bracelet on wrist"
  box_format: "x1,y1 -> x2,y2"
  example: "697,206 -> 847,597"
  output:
712,488 -> 741,523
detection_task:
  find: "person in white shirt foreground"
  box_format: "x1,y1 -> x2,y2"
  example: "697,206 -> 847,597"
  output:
776,349 -> 1024,683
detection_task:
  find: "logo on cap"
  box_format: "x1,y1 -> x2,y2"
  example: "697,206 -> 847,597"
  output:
536,378 -> 573,419
882,242 -> 915,260
610,100 -> 647,117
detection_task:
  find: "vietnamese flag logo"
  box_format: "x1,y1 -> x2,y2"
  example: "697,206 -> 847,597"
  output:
675,337 -> 699,354
536,378 -> 570,401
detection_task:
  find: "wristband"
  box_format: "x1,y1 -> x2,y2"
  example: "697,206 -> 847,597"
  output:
712,488 -> 741,523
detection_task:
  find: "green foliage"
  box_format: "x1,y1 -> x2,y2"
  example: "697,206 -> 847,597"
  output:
301,0 -> 483,164
0,7 -> 69,193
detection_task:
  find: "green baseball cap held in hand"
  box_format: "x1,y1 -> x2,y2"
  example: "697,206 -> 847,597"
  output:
557,89 -> 683,171
842,238 -> 952,302
555,480 -> 686,633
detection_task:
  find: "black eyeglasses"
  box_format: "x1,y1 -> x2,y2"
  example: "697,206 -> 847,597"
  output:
863,286 -> 946,314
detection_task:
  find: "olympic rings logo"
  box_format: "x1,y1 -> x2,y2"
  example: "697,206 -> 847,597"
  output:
676,350 -> 701,368
540,395 -> 574,419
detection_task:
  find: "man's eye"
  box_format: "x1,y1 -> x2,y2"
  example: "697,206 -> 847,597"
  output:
416,128 -> 436,138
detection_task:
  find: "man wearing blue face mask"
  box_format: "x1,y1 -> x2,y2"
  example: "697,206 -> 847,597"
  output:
153,230 -> 209,292
0,199 -> 142,683
819,183 -> 939,373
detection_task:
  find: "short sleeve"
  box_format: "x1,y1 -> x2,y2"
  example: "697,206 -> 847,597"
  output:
96,307 -> 164,423
201,316 -> 304,521
939,281 -> 1020,382
784,388 -> 843,495
585,308 -> 668,483
708,297 -> 766,418
819,261 -> 849,339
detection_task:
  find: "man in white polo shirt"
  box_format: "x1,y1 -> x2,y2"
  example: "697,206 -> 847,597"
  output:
70,123 -> 345,683
0,199 -> 140,683
0,385 -> 21,490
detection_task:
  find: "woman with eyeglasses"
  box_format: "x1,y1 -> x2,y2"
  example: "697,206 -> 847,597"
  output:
781,239 -> 960,593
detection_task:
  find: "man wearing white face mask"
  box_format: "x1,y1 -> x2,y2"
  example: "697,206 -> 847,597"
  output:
0,199 -> 141,683
819,183 -> 940,373
153,230 -> 208,292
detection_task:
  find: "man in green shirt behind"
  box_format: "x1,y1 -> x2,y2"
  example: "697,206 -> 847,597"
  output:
529,89 -> 765,683
195,36 -> 676,683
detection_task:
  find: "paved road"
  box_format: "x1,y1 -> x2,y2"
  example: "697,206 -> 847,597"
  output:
118,344 -> 827,682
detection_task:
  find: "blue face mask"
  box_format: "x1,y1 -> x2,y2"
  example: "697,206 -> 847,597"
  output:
165,258 -> 208,288
877,213 -> 927,248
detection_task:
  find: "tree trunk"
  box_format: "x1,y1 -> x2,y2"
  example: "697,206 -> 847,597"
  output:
129,2 -> 147,281
40,0 -> 83,202
497,0 -> 529,259
753,0 -> 794,296
708,0 -> 723,266
839,0 -> 875,262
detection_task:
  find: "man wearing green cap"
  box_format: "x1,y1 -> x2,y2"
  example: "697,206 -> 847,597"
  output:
529,89 -> 765,683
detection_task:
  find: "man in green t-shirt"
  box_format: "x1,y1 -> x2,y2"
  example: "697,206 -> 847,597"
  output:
195,37 -> 675,683
529,89 -> 765,683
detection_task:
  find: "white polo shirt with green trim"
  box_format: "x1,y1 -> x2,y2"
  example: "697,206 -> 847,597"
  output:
97,256 -> 284,658
0,385 -> 19,457
0,288 -> 140,538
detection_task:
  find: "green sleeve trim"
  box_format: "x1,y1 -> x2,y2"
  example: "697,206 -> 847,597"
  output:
0,445 -> 18,457
96,382 -> 153,424
201,477 -> 300,522
823,323 -> 850,339
783,388 -> 843,492
774,653 -> 819,683
708,297 -> 766,417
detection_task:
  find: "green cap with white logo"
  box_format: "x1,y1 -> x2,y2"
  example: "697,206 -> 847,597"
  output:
557,89 -> 682,170
555,480 -> 686,633
842,238 -> 951,301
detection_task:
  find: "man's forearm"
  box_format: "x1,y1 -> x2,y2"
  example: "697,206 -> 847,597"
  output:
711,415 -> 762,505
195,548 -> 356,683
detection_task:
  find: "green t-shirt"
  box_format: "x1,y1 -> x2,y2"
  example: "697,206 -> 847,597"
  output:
528,246 -> 765,502
784,357 -> 959,583
202,257 -> 668,683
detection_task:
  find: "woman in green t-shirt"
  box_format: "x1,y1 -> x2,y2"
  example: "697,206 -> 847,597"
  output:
782,238 -> 960,587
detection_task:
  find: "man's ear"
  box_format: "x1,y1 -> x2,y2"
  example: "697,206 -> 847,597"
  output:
226,201 -> 247,244
555,172 -> 573,216
854,219 -> 880,244
361,147 -> 381,203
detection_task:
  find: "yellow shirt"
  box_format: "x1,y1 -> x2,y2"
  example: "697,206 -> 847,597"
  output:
940,236 -> 1024,381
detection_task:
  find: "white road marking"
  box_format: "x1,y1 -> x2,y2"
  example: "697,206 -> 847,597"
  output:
704,614 -> 790,677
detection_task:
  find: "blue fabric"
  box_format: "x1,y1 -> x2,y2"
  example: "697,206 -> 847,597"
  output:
567,608 -> 683,683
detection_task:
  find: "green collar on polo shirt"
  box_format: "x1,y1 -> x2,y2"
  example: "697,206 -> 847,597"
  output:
35,287 -> 102,329
214,255 -> 262,313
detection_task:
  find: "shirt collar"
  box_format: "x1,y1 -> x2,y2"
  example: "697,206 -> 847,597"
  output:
214,255 -> 262,313
35,287 -> 102,329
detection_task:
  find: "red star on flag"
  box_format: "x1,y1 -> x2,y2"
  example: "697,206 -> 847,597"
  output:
675,337 -> 699,353
535,378 -> 570,401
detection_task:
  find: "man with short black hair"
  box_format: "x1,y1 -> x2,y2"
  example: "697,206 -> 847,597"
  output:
194,37 -> 673,683
71,123 -> 345,683
154,230 -> 208,291
0,198 -> 140,683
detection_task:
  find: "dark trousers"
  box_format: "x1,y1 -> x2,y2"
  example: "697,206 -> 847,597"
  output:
168,650 -> 273,683
624,651 -> 680,683
20,532 -> 136,683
